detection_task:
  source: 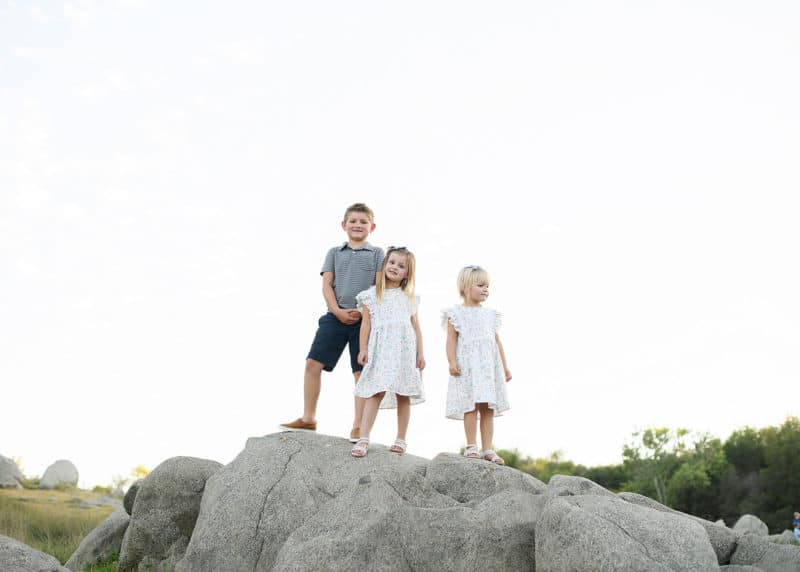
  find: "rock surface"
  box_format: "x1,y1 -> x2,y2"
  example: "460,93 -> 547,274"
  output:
0,535 -> 69,571
123,478 -> 142,515
65,510 -> 129,571
66,432 -> 800,571
0,454 -> 23,489
39,459 -> 79,489
118,456 -> 222,571
733,514 -> 770,537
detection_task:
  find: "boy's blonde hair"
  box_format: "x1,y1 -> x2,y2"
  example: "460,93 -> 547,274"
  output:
343,202 -> 375,223
376,246 -> 416,307
457,265 -> 489,300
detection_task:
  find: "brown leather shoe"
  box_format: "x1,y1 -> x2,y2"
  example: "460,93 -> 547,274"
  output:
279,418 -> 317,432
349,428 -> 360,443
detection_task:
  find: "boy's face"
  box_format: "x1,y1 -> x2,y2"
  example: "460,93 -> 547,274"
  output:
341,210 -> 375,242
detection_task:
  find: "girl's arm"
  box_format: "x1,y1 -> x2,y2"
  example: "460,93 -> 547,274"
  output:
446,322 -> 460,376
410,314 -> 425,370
357,307 -> 371,365
496,334 -> 512,381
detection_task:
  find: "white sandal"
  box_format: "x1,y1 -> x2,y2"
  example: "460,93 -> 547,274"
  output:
464,444 -> 480,459
482,449 -> 505,465
351,438 -> 369,458
390,439 -> 407,454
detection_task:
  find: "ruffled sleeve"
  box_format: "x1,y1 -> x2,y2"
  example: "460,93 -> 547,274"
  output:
355,287 -> 376,315
440,306 -> 461,332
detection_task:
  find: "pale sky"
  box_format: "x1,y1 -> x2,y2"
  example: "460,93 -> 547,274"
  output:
1,1 -> 798,488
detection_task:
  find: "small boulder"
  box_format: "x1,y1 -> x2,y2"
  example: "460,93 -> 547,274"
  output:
118,457 -> 222,571
39,460 -> 79,489
0,534 -> 69,571
65,510 -> 130,571
123,479 -> 142,515
0,454 -> 23,489
734,514 -> 770,537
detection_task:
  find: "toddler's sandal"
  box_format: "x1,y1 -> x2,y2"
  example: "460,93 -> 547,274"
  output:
390,439 -> 407,454
464,444 -> 480,459
351,438 -> 369,458
482,449 -> 505,465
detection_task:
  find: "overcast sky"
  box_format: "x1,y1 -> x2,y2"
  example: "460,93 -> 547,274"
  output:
1,0 -> 798,488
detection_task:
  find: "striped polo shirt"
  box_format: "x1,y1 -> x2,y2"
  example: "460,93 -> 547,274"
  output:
321,242 -> 385,309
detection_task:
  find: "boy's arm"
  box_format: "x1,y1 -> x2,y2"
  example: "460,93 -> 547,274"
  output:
496,334 -> 512,381
357,307 -> 371,365
322,272 -> 358,324
411,314 -> 425,370
446,322 -> 460,376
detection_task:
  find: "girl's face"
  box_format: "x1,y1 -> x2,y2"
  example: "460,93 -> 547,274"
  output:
466,279 -> 489,304
384,252 -> 408,285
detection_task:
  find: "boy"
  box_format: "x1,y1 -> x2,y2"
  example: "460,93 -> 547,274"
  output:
280,203 -> 384,442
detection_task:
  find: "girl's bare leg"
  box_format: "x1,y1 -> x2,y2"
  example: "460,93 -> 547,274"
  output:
353,372 -> 364,433
359,392 -> 385,440
478,403 -> 494,452
395,395 -> 410,441
463,408 -> 478,446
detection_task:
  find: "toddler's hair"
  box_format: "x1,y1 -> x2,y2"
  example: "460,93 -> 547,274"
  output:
457,265 -> 489,300
343,202 -> 375,223
376,246 -> 416,307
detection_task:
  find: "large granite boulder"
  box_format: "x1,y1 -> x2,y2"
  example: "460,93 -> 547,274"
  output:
118,456 -> 222,571
535,494 -> 719,570
0,535 -> 69,571
65,509 -> 129,571
619,491 -> 739,564
0,454 -> 23,489
39,459 -> 79,489
734,514 -> 770,537
730,533 -> 800,571
123,478 -> 142,515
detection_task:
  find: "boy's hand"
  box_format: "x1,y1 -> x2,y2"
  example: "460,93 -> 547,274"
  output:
336,308 -> 361,325
504,368 -> 512,382
448,361 -> 461,376
417,355 -> 426,370
357,350 -> 368,366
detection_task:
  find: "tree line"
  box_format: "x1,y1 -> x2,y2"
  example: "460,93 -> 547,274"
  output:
499,416 -> 800,533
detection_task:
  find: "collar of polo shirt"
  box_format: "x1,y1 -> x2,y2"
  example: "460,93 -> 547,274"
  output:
340,242 -> 376,251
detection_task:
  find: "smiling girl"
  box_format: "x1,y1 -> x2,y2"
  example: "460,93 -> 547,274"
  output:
350,246 -> 425,457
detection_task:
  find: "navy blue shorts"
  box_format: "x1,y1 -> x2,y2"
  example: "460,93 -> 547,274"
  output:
307,312 -> 363,373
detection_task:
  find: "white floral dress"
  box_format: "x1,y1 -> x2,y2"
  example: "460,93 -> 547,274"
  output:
442,305 -> 509,420
354,286 -> 424,409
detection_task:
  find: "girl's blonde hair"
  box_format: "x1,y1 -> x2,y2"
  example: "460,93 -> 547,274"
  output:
457,265 -> 489,300
376,246 -> 416,307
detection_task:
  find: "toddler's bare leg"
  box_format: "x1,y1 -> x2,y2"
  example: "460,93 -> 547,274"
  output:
303,359 -> 325,422
478,403 -> 494,452
395,395 -> 410,441
463,408 -> 478,446
359,392 -> 385,439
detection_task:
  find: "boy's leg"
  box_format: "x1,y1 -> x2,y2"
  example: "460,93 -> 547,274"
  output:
395,395 -> 410,441
302,359 -> 325,422
281,314 -> 347,431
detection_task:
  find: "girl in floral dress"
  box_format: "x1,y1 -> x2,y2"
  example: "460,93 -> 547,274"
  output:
442,265 -> 512,465
350,247 -> 425,457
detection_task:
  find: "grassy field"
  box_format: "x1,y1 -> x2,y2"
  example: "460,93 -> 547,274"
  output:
0,487 -> 118,568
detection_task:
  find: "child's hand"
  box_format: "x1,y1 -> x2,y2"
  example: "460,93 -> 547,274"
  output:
504,368 -> 512,382
336,308 -> 361,325
417,355 -> 426,370
357,350 -> 368,366
448,360 -> 461,376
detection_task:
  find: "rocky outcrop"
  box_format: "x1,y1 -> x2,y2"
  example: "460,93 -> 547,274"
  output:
118,457 -> 222,571
123,478 -> 142,515
734,514 -> 770,537
72,432 -> 800,571
0,535 -> 69,572
39,459 -> 79,489
0,454 -> 23,489
65,510 -> 129,571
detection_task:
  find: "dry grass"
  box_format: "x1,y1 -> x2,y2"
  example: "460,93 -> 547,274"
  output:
0,488 -> 117,565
